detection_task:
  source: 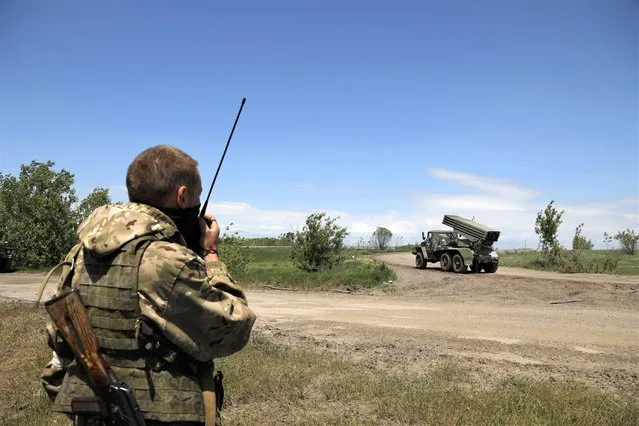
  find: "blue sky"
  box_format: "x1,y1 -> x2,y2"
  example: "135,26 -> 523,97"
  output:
1,0 -> 637,248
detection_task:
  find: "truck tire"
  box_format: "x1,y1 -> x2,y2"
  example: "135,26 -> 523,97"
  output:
415,253 -> 426,269
440,253 -> 452,272
452,253 -> 465,273
483,263 -> 498,273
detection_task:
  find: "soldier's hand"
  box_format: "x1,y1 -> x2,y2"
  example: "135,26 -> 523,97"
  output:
199,213 -> 220,253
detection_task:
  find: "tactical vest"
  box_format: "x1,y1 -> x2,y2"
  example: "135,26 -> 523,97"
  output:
50,236 -> 207,423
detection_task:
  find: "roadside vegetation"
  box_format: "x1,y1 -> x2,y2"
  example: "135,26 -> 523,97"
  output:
517,201 -> 639,275
2,300 -> 637,426
218,213 -> 395,291
235,247 -> 394,291
497,249 -> 639,276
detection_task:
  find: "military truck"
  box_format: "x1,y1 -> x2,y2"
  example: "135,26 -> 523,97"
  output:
412,215 -> 500,273
0,242 -> 13,272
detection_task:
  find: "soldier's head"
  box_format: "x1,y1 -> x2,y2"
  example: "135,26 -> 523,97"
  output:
126,144 -> 202,210
126,145 -> 204,252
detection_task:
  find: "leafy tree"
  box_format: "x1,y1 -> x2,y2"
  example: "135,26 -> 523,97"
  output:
279,232 -> 295,246
0,161 -> 78,268
370,226 -> 393,250
534,200 -> 564,265
291,212 -> 349,271
572,223 -> 593,251
0,161 -> 115,268
614,229 -> 639,255
217,222 -> 253,278
75,187 -> 111,226
535,201 -> 564,251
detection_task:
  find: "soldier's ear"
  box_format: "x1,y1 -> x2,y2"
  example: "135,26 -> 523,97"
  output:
176,186 -> 189,208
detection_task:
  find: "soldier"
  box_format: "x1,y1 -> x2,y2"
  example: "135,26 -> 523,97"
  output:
40,145 -> 257,425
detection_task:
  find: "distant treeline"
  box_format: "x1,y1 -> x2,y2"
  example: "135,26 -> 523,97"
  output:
242,233 -> 295,247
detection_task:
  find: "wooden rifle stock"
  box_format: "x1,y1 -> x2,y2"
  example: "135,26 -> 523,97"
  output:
45,288 -> 114,388
44,288 -> 146,425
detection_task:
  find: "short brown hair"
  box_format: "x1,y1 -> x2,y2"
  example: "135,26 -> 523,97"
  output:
126,145 -> 201,206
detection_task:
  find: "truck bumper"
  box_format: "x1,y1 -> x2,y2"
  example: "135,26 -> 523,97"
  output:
477,256 -> 499,264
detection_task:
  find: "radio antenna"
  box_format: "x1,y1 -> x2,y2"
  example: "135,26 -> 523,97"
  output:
200,97 -> 246,219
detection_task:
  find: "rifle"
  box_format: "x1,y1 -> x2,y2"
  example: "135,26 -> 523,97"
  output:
44,288 -> 146,426
199,97 -> 247,225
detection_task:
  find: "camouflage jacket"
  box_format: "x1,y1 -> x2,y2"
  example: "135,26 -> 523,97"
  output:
42,202 -> 256,400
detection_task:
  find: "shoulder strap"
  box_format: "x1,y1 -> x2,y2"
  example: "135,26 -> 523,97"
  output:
34,243 -> 82,307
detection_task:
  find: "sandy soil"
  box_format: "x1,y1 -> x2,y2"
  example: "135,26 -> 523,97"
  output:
2,254 -> 638,394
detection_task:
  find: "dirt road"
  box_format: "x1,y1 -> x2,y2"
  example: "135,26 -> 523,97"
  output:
2,253 -> 638,394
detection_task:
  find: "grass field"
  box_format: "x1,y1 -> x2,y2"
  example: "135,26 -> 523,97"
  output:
2,300 -> 637,426
496,249 -> 639,275
237,247 -> 396,291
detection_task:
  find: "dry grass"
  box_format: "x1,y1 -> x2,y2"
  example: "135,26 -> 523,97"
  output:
0,300 -> 71,425
2,300 -> 637,426
217,335 -> 639,425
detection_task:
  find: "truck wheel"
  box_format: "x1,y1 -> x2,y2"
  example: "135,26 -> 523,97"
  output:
415,253 -> 426,269
452,254 -> 465,273
440,253 -> 452,272
483,263 -> 499,273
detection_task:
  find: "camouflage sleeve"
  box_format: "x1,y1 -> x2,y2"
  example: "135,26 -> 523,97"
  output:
138,241 -> 256,362
204,258 -> 249,300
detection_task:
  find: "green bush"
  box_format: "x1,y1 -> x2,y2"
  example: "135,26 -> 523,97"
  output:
290,212 -> 349,272
498,249 -> 621,274
218,223 -> 253,278
615,229 -> 639,255
572,223 -> 594,251
556,250 -> 617,274
234,247 -> 395,290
